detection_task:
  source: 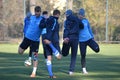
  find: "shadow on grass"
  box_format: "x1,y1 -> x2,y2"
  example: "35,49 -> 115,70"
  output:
0,52 -> 120,80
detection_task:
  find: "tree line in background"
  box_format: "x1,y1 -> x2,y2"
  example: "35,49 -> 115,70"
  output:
0,0 -> 120,42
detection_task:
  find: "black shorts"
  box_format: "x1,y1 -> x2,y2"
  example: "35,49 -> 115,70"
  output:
20,37 -> 39,52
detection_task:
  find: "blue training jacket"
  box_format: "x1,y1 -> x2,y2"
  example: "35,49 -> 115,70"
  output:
25,15 -> 43,41
46,16 -> 60,43
79,18 -> 94,42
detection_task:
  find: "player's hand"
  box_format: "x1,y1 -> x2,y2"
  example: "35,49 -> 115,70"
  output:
63,38 -> 69,43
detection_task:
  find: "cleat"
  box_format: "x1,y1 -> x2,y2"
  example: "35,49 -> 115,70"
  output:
82,68 -> 88,74
24,59 -> 32,66
69,71 -> 74,75
30,73 -> 36,78
49,75 -> 57,78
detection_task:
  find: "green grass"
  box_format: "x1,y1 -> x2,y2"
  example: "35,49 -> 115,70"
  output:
0,43 -> 120,80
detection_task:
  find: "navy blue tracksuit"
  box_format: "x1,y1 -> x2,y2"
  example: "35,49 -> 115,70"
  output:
62,15 -> 84,72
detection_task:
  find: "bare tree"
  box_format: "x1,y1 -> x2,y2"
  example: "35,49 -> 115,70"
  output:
30,0 -> 36,14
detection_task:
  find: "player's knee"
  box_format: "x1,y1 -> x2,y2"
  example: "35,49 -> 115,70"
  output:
18,50 -> 23,54
95,47 -> 100,53
18,47 -> 24,54
32,52 -> 38,61
44,39 -> 50,44
46,60 -> 51,65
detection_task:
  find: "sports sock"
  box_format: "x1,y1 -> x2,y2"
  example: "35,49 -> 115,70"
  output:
48,43 -> 59,56
48,43 -> 57,52
32,67 -> 37,74
29,57 -> 32,60
46,60 -> 53,76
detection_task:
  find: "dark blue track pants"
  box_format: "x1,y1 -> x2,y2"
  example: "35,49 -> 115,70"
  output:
79,39 -> 100,68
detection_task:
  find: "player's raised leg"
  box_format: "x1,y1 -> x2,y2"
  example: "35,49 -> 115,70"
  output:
44,39 -> 61,59
18,47 -> 25,54
24,46 -> 32,66
18,37 -> 30,55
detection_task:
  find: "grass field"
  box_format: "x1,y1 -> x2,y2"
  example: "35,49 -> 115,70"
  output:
0,43 -> 120,80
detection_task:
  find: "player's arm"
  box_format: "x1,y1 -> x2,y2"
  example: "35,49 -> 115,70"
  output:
63,20 -> 69,38
79,19 -> 84,29
63,20 -> 70,43
23,17 -> 27,33
39,17 -> 46,29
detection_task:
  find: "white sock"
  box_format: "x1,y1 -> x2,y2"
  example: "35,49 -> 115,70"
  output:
82,68 -> 87,72
29,57 -> 32,60
32,67 -> 37,74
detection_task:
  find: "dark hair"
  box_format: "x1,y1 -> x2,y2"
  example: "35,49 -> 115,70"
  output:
42,11 -> 48,15
34,6 -> 41,12
53,9 -> 60,15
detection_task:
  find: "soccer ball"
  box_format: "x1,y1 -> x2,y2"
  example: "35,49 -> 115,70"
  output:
24,60 -> 32,67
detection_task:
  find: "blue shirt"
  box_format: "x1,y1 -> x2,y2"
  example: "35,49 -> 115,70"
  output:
79,18 -> 94,42
25,15 -> 42,41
